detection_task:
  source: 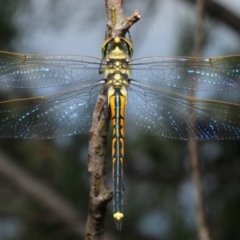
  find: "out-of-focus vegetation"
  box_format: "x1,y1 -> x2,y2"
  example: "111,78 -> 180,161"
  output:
0,1 -> 240,240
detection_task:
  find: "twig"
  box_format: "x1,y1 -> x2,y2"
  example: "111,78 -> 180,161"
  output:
105,0 -> 141,38
86,0 -> 141,238
188,1 -> 211,240
86,90 -> 112,239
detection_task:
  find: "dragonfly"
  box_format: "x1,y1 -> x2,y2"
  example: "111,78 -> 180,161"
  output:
1,37 -> 240,230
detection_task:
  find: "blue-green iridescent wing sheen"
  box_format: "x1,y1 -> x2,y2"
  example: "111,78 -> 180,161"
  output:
1,51 -> 240,140
126,55 -> 240,140
0,51 -> 105,139
126,81 -> 240,140
0,82 -> 102,139
0,51 -> 103,88
129,55 -> 240,91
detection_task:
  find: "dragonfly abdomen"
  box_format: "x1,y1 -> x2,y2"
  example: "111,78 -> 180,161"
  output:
109,86 -> 127,230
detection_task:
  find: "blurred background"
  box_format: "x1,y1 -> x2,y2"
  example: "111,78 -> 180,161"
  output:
0,0 -> 240,239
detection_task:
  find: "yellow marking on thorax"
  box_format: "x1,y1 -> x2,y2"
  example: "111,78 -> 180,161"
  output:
104,48 -> 130,89
107,46 -> 127,59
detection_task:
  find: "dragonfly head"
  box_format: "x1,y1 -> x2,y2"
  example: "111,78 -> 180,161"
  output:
101,37 -> 133,59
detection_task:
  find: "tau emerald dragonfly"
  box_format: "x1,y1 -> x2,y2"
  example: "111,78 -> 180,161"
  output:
1,37 -> 240,230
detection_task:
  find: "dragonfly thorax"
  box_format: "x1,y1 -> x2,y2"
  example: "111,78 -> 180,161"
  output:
102,37 -> 133,88
104,46 -> 130,88
105,58 -> 130,86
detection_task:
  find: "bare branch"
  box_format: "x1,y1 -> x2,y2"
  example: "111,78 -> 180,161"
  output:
105,0 -> 141,38
185,0 -> 240,34
86,90 -> 112,239
86,0 -> 141,238
189,1 -> 212,240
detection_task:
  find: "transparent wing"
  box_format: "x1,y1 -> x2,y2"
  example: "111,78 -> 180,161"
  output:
130,55 -> 240,91
126,81 -> 240,140
0,51 -> 103,88
0,82 -> 102,139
